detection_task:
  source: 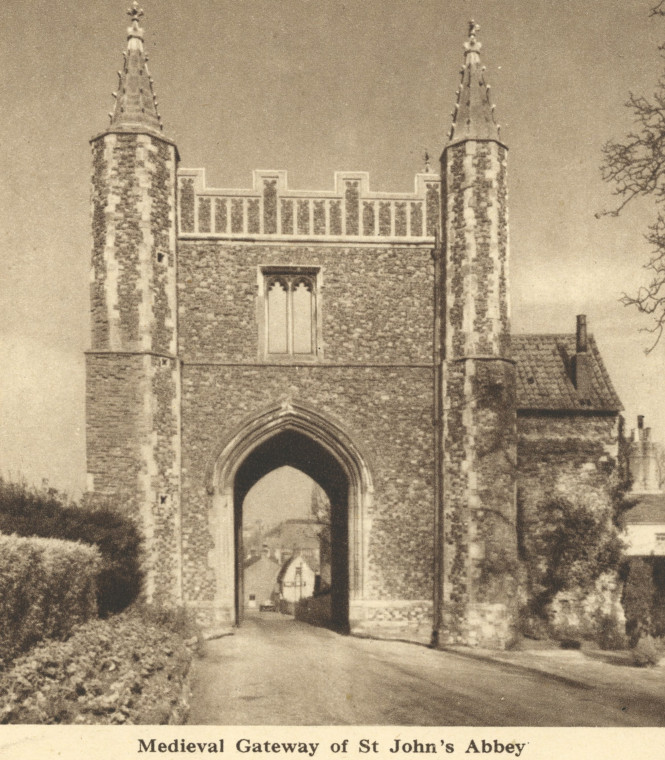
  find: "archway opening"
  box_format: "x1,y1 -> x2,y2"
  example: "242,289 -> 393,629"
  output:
233,429 -> 349,632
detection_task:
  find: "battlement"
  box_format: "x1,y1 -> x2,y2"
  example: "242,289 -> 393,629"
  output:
177,169 -> 441,242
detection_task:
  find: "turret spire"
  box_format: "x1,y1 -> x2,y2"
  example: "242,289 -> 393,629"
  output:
108,2 -> 163,134
448,21 -> 501,145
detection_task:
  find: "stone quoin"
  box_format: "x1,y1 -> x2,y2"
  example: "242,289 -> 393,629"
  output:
86,7 -> 623,646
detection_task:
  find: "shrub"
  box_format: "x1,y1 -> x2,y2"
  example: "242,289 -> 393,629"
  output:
0,478 -> 143,616
650,558 -> 665,637
0,610 -> 193,724
134,602 -> 203,654
622,558 -> 655,647
631,635 -> 664,668
0,534 -> 100,667
558,638 -> 582,650
595,614 -> 628,650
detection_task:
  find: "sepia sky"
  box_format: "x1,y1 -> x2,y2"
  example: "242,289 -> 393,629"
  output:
1,0 -> 665,495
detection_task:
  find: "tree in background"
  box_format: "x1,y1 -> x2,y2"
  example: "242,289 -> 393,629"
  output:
599,2 -> 665,349
310,483 -> 331,587
622,558 -> 656,645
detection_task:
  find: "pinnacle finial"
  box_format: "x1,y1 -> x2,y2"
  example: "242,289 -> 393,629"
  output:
464,19 -> 482,57
424,151 -> 431,173
128,1 -> 144,23
127,2 -> 144,44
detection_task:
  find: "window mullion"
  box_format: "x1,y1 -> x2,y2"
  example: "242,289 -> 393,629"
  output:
287,278 -> 294,355
310,285 -> 316,354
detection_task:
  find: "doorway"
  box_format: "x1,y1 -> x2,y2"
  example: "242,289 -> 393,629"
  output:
233,429 -> 350,631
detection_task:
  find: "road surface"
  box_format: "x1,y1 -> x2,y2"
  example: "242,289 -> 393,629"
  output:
187,613 -> 665,725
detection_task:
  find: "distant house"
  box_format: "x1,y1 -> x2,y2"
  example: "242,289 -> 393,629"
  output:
244,554 -> 280,610
264,519 -> 327,572
624,416 -> 665,557
277,555 -> 316,614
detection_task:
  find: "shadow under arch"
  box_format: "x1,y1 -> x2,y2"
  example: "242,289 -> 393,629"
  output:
209,402 -> 373,631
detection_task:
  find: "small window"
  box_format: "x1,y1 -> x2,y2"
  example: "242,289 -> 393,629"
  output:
656,533 -> 665,543
249,594 -> 256,601
260,267 -> 320,359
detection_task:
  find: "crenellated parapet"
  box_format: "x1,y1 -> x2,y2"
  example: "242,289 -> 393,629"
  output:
177,169 -> 441,241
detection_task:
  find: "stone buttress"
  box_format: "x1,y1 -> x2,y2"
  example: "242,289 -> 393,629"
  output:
86,4 -> 182,605
435,23 -> 518,646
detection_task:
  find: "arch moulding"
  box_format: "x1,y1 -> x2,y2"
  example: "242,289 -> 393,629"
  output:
204,400 -> 374,627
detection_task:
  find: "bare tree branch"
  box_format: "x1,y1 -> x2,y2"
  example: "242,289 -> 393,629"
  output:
599,11 -> 665,349
652,1 -> 665,17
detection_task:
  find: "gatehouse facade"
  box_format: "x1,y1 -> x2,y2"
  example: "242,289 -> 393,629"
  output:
85,6 -> 623,647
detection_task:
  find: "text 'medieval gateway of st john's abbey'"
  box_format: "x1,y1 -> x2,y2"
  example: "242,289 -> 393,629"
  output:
85,6 -> 625,647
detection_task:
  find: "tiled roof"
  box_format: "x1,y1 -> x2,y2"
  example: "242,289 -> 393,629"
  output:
264,519 -> 322,548
623,494 -> 665,524
244,554 -> 279,570
513,334 -> 622,412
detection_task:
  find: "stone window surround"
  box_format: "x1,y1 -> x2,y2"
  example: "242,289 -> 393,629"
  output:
257,265 -> 323,363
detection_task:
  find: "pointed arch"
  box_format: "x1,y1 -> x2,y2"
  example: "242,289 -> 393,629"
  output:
206,401 -> 373,627
208,401 -> 374,495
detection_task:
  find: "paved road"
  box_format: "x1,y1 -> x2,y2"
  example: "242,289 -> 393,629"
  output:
187,613 -> 665,725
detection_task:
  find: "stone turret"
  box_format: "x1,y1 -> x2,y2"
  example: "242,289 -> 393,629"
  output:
89,2 -> 177,354
435,22 -> 518,647
86,3 -> 181,606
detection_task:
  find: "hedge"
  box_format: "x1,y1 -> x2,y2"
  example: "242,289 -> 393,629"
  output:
0,478 -> 143,616
0,533 -> 100,667
0,610 -> 193,724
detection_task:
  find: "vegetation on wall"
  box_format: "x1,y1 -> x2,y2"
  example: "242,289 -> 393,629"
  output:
518,492 -> 625,634
0,478 -> 143,616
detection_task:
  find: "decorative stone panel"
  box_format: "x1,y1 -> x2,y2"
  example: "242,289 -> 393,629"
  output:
177,169 -> 440,241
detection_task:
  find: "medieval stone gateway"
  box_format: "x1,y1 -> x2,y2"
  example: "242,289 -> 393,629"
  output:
208,402 -> 374,631
85,7 -> 623,647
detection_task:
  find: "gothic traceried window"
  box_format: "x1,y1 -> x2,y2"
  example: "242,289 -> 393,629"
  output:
263,268 -> 319,358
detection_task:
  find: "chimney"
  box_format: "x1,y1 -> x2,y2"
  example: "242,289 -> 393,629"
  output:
573,315 -> 592,400
629,415 -> 661,493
